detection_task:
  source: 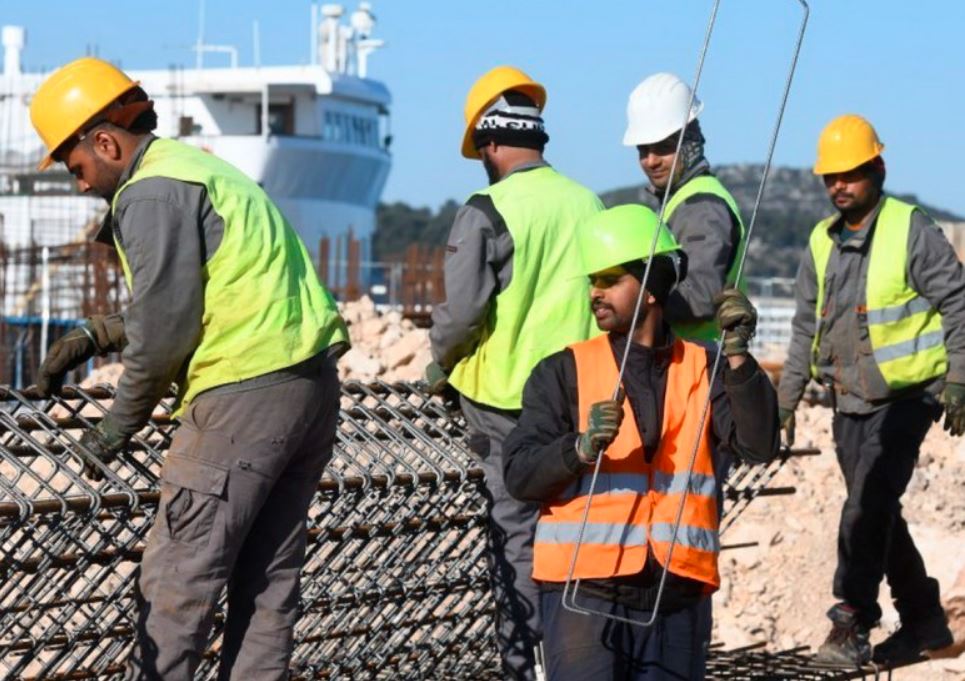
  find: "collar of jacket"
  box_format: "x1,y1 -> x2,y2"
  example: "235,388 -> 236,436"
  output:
93,134 -> 158,244
607,326 -> 677,370
502,158 -> 550,181
827,194 -> 886,250
645,159 -> 712,204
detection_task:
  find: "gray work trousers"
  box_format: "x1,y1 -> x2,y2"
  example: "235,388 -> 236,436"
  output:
126,357 -> 340,680
461,395 -> 541,681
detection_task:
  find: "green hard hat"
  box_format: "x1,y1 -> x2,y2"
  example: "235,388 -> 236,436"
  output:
578,204 -> 681,276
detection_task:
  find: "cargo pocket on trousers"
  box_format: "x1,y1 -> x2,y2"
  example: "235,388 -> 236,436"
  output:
159,452 -> 229,545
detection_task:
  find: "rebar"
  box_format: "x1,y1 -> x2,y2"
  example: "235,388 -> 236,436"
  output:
0,379 -> 857,678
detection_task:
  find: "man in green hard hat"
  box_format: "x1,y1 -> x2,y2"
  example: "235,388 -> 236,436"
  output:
503,204 -> 779,680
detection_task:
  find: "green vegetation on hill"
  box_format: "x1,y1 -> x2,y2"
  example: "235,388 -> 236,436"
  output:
374,165 -> 963,277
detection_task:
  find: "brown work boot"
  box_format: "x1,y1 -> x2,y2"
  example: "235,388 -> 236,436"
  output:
815,603 -> 872,667
873,614 -> 954,664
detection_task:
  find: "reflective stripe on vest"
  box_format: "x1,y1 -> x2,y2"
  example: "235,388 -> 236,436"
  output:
532,333 -> 721,588
446,166 -> 602,410
111,138 -> 349,415
665,175 -> 747,342
809,197 -> 947,390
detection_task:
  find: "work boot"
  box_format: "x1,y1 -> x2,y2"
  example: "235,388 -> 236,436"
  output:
815,603 -> 872,667
873,614 -> 954,664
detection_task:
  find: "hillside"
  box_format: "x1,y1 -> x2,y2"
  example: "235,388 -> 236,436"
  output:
376,165 -> 963,278
601,164 -> 964,277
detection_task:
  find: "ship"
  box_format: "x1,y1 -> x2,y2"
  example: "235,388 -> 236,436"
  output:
0,3 -> 391,383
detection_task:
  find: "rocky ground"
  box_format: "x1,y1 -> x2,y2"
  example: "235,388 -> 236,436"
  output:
715,404 -> 965,678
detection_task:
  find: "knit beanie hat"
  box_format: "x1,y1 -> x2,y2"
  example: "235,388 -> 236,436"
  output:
471,90 -> 549,152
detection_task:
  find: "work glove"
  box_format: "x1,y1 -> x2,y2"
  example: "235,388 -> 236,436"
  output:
940,382 -> 965,437
35,315 -> 126,397
424,361 -> 449,395
78,415 -> 129,482
576,399 -> 624,464
715,288 -> 758,357
779,406 -> 796,448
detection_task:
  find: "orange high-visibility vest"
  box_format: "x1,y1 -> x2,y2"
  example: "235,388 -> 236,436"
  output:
532,333 -> 721,589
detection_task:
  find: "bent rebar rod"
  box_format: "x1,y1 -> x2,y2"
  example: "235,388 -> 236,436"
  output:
563,0 -> 810,627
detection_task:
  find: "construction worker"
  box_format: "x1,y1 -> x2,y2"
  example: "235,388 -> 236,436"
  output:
30,57 -> 349,680
503,205 -> 779,680
624,72 -> 746,341
779,114 -> 965,666
426,66 -> 603,680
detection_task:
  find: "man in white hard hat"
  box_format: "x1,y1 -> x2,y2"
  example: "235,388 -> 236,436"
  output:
623,72 -> 746,342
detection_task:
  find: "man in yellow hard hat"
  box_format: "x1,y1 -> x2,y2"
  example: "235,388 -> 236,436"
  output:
30,57 -> 349,679
503,205 -> 778,680
779,114 -> 964,666
426,65 -> 603,680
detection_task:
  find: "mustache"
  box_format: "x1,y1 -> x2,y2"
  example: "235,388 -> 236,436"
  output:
832,190 -> 854,200
591,299 -> 613,311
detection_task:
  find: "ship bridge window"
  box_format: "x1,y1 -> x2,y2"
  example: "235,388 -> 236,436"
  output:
323,111 -> 378,147
256,102 -> 295,136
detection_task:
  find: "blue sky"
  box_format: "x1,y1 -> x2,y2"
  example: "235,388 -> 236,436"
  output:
9,1 -> 965,216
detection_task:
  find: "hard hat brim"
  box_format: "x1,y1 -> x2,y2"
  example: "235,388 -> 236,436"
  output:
812,143 -> 885,175
461,81 -> 546,159
622,100 -> 704,147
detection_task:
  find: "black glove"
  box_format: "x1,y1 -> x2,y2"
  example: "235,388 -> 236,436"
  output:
424,361 -> 449,395
779,406 -> 796,448
78,415 -> 129,481
940,382 -> 965,437
35,315 -> 126,397
576,399 -> 624,464
715,288 -> 758,357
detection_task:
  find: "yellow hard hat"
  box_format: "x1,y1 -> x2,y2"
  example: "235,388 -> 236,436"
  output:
813,114 -> 885,175
461,65 -> 546,159
30,57 -> 140,170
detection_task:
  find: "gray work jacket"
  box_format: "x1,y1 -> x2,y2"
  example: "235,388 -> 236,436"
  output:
646,161 -> 742,328
97,135 -> 301,436
778,196 -> 965,415
429,160 -> 549,371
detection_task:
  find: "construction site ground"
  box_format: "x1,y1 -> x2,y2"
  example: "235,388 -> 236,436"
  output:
22,298 -> 965,678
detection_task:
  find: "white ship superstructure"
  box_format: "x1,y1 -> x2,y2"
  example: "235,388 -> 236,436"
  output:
0,2 -> 390,286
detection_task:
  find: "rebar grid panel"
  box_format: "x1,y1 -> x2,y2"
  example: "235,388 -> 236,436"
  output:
707,642 -> 920,680
2,380 -> 819,679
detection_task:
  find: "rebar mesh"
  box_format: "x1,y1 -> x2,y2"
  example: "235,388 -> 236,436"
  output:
0,380 -> 895,679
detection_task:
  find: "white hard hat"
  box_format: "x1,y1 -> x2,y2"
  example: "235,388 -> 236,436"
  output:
623,72 -> 703,147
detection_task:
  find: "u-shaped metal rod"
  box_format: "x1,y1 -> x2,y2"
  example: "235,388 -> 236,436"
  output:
562,0 -> 810,628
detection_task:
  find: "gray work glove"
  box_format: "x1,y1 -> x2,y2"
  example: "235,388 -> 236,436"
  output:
940,382 -> 965,437
715,288 -> 758,357
78,415 -> 129,482
424,361 -> 449,395
576,399 -> 624,464
35,315 -> 126,397
779,406 -> 796,448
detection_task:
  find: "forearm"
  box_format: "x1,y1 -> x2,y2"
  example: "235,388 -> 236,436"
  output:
503,432 -> 583,502
778,251 -> 818,409
429,204 -> 502,370
907,213 -> 965,383
721,356 -> 780,464
108,195 -> 205,435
